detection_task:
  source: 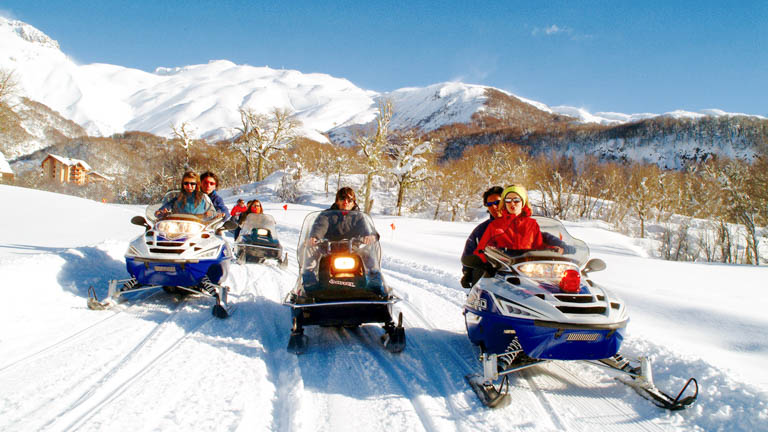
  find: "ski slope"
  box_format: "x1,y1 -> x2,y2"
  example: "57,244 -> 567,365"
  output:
1,182 -> 767,431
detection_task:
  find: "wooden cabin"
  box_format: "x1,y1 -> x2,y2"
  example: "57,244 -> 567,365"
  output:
0,151 -> 14,183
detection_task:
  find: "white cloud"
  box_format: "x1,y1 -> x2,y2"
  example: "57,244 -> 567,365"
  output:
545,24 -> 565,35
532,24 -> 592,41
0,9 -> 16,20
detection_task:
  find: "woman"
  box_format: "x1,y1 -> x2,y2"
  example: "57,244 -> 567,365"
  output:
238,199 -> 263,224
473,184 -> 550,262
156,171 -> 213,217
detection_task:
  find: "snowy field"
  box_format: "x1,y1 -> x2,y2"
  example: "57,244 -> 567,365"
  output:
1,180 -> 767,432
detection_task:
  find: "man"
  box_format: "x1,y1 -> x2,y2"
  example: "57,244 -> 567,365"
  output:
460,186 -> 504,288
303,187 -> 381,291
200,171 -> 229,219
309,187 -> 376,245
230,199 -> 248,218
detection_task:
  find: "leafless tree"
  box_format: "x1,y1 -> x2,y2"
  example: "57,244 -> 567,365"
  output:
388,129 -> 432,216
356,100 -> 393,212
232,107 -> 301,182
170,121 -> 197,169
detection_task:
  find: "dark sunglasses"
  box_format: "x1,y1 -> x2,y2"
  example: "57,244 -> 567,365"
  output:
484,200 -> 501,207
505,197 -> 522,204
183,181 -> 197,186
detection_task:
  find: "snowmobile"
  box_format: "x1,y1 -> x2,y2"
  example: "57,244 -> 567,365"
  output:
462,217 -> 698,410
235,213 -> 288,267
87,191 -> 239,318
283,210 -> 405,354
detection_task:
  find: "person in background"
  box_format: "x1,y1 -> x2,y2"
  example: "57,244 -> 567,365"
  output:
200,171 -> 229,219
460,186 -> 504,288
234,199 -> 264,238
231,199 -> 248,218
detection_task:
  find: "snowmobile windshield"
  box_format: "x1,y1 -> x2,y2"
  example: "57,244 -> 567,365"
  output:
145,190 -> 218,224
297,210 -> 381,272
237,213 -> 278,242
494,217 -> 590,267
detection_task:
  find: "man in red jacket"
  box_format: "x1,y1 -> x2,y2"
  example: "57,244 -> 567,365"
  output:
230,199 -> 247,218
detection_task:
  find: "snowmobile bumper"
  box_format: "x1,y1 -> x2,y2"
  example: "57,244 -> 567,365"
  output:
126,256 -> 230,286
465,306 -> 625,360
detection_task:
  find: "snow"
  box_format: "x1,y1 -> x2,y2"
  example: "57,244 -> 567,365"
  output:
1,178 -> 766,431
0,151 -> 12,174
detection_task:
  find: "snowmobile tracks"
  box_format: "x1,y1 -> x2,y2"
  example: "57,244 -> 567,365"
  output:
33,299 -> 221,431
0,290 -> 171,375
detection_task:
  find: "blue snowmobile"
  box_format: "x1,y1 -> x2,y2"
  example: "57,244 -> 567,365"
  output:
463,217 -> 698,410
87,191 -> 238,318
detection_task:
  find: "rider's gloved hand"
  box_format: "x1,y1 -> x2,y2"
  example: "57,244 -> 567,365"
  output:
460,269 -> 473,288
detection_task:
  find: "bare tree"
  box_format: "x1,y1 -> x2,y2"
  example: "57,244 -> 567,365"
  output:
0,68 -> 19,132
170,122 -> 197,169
232,107 -> 301,182
356,100 -> 393,213
388,129 -> 432,216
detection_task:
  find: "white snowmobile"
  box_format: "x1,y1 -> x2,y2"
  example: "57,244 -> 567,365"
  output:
87,191 -> 239,318
462,217 -> 698,410
235,213 -> 288,267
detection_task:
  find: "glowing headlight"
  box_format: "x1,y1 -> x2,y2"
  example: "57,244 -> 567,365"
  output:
256,228 -> 269,236
156,220 -> 203,239
516,262 -> 578,280
332,256 -> 357,271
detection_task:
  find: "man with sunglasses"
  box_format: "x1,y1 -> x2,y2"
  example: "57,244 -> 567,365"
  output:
200,171 -> 229,220
460,186 -> 504,288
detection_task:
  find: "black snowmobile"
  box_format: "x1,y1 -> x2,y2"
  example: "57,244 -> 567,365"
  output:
283,210 -> 405,354
235,213 -> 288,267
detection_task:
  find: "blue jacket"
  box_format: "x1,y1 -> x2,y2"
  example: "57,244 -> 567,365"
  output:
462,216 -> 493,272
208,191 -> 229,218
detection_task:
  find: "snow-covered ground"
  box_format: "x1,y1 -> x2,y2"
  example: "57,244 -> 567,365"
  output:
1,179 -> 767,431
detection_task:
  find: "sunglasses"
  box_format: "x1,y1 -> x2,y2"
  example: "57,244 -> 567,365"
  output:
505,197 -> 522,204
484,200 -> 501,207
340,196 -> 355,202
183,181 -> 196,186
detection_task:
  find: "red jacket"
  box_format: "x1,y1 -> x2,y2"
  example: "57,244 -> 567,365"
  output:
230,204 -> 248,217
474,206 -> 546,262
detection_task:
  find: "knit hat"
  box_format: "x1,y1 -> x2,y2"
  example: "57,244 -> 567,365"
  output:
501,184 -> 528,209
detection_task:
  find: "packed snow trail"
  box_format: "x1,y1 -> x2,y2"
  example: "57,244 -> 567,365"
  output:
1,184 -> 767,431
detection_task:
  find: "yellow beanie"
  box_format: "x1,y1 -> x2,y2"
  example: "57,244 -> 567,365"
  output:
501,184 -> 528,208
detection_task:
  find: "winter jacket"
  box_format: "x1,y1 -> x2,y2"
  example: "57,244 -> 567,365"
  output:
230,204 -> 248,217
207,191 -> 229,218
310,203 -> 379,242
462,216 -> 493,272
161,192 -> 213,216
473,206 -> 547,262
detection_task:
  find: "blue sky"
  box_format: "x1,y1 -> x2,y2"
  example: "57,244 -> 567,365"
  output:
2,1 -> 766,116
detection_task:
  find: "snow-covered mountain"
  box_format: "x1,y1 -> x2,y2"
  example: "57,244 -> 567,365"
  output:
2,16 -> 765,160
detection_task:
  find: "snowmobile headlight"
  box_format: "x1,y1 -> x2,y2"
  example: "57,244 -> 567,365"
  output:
256,228 -> 269,236
515,262 -> 579,280
332,256 -> 357,271
156,220 -> 204,240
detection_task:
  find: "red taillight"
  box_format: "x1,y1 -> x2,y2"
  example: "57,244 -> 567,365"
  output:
559,269 -> 581,293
